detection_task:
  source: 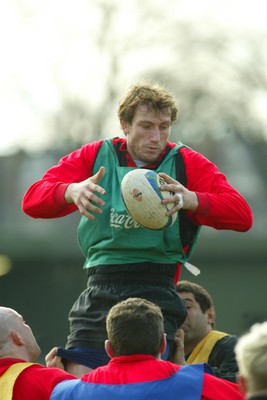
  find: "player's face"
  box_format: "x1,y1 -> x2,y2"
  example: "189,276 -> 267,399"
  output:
178,292 -> 212,346
15,311 -> 41,361
124,104 -> 172,164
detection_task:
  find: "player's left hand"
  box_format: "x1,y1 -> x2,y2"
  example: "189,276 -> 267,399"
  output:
158,172 -> 198,213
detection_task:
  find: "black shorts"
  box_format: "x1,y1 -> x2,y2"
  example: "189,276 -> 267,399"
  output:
66,263 -> 187,350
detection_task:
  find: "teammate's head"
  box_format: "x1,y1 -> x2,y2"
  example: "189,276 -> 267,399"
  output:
176,281 -> 215,346
177,280 -> 214,319
235,321 -> 267,395
0,306 -> 41,361
105,297 -> 165,358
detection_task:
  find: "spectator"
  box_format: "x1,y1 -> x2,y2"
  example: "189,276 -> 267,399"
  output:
22,80 -> 253,376
50,297 -> 244,400
172,280 -> 238,382
0,307 -> 75,400
235,321 -> 267,399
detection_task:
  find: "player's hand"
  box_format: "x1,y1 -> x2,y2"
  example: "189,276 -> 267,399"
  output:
172,329 -> 187,365
45,347 -> 65,370
158,172 -> 198,213
64,166 -> 106,219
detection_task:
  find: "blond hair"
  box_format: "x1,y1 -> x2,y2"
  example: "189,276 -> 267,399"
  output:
235,321 -> 267,392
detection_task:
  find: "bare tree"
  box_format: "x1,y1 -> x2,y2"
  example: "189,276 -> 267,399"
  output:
46,0 -> 267,204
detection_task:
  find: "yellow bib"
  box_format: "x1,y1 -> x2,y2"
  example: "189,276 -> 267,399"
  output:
187,330 -> 228,364
0,362 -> 36,400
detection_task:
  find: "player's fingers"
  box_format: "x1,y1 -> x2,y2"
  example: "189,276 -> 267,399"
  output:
175,328 -> 184,341
158,172 -> 178,185
91,166 -> 106,187
162,192 -> 183,211
84,190 -> 105,207
174,193 -> 183,208
45,347 -> 59,367
77,192 -> 106,218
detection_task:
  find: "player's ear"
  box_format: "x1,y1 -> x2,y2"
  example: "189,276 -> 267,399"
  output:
121,120 -> 130,135
207,307 -> 215,325
160,333 -> 167,355
105,340 -> 114,358
237,374 -> 247,394
10,330 -> 24,346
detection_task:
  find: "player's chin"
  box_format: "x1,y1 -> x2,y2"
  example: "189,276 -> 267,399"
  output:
141,151 -> 161,163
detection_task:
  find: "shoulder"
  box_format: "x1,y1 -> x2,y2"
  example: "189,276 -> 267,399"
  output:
82,137 -> 126,155
112,137 -> 126,145
213,334 -> 238,349
13,365 -> 75,400
167,142 -> 217,169
50,379 -> 83,399
203,373 -> 243,399
19,364 -> 75,386
179,146 -> 216,168
79,139 -> 105,154
58,140 -> 105,164
210,334 -> 238,362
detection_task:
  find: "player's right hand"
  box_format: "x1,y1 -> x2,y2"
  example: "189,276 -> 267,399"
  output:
45,347 -> 65,370
172,328 -> 187,365
64,166 -> 106,219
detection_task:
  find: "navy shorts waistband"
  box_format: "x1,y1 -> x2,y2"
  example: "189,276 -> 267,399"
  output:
87,262 -> 177,276
87,272 -> 174,286
86,263 -> 177,286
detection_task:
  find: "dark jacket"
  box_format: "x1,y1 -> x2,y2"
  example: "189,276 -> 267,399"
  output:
186,335 -> 238,383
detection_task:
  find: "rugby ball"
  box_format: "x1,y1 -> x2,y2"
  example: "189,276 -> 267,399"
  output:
121,169 -> 177,230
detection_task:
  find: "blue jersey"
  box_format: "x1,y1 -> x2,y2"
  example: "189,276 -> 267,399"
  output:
51,363 -> 205,400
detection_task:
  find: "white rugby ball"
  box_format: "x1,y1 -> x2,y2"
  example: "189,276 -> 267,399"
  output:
121,169 -> 177,230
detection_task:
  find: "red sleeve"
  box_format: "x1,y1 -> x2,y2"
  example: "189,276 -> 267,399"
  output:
201,373 -> 244,400
22,140 -> 104,218
13,365 -> 75,400
180,147 -> 253,232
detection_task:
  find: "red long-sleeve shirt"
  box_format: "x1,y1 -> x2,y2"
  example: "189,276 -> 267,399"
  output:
0,358 -> 75,400
22,138 -> 253,232
81,355 -> 245,400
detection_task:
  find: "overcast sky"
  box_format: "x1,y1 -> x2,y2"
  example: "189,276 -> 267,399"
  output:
0,0 -> 266,155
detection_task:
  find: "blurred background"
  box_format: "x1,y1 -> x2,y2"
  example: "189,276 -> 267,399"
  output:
0,0 -> 266,362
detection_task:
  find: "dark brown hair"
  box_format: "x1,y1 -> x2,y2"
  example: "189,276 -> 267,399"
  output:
106,297 -> 164,357
176,280 -> 214,313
